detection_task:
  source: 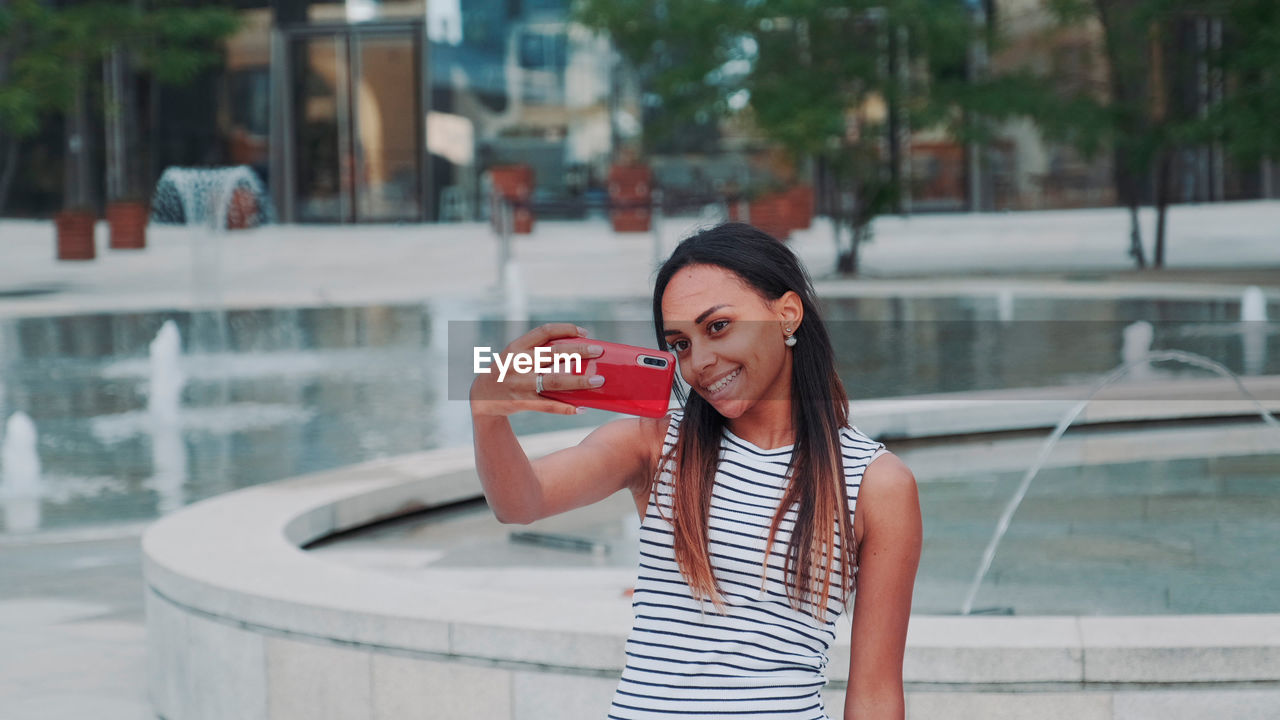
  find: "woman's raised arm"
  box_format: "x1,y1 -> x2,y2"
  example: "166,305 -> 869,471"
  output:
469,323 -> 667,524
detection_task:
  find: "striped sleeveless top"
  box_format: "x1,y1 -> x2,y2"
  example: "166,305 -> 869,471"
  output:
607,411 -> 889,720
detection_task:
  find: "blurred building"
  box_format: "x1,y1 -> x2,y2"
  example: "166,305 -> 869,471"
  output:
3,0 -> 1274,220
245,0 -> 620,222
5,0 -> 622,222
951,0 -> 1278,211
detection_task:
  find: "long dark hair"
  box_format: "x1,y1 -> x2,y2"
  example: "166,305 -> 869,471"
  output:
652,223 -> 854,618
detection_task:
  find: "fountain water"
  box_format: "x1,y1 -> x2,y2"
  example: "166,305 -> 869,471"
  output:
1121,320 -> 1155,381
149,321 -> 184,420
151,166 -> 271,230
1241,286 -> 1268,323
153,166 -> 270,355
1242,286 -> 1269,376
1,412 -> 42,532
429,299 -> 477,449
149,321 -> 188,513
996,288 -> 1014,323
494,199 -> 528,327
960,349 -> 1280,616
503,261 -> 528,326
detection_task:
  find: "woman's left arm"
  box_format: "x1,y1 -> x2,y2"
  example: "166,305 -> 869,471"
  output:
844,453 -> 923,720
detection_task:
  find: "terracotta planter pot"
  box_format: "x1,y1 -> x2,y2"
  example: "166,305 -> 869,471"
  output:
610,207 -> 651,233
490,165 -> 535,234
786,185 -> 814,230
608,164 -> 652,233
748,192 -> 791,241
107,201 -> 149,249
55,209 -> 97,261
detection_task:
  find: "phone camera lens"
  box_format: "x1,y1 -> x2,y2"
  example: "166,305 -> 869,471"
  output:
643,356 -> 668,368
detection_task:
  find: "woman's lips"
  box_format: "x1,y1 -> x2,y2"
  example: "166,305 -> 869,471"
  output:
705,366 -> 742,397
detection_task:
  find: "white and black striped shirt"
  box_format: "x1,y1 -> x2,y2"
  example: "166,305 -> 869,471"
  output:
607,411 -> 888,719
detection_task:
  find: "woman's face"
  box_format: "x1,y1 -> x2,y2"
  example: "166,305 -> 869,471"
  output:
660,264 -> 802,419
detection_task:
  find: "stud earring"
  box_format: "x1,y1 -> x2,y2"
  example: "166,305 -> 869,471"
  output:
784,329 -> 797,347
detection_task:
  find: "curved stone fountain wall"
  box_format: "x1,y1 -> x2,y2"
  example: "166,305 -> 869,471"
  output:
143,377 -> 1280,720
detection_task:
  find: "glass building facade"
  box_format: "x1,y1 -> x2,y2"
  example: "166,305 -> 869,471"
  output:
213,0 -> 619,223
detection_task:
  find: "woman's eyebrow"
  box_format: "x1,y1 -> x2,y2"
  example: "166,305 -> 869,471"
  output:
663,304 -> 732,335
695,304 -> 730,324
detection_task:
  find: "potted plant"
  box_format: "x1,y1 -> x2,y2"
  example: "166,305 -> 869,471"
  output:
3,1 -> 239,258
57,54 -> 98,260
1,2 -> 99,259
489,164 -> 536,234
785,184 -> 814,231
607,149 -> 652,233
106,196 -> 148,248
108,4 -> 239,244
54,207 -> 97,260
741,176 -> 795,241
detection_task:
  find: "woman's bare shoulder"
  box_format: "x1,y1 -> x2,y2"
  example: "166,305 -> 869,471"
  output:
860,450 -> 921,530
855,451 -> 919,545
640,410 -> 678,462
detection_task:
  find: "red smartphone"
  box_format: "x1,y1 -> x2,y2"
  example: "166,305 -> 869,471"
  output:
540,338 -> 676,418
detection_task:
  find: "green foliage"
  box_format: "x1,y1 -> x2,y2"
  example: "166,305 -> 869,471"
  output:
573,0 -> 1071,223
0,0 -> 240,139
134,5 -> 243,86
1044,0 -> 1280,183
0,0 -> 65,139
1187,0 -> 1280,160
1045,0 -> 1096,26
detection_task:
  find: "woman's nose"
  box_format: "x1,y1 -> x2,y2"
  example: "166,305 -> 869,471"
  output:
690,341 -> 716,374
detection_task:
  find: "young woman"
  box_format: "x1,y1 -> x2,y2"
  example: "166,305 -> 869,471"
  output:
470,223 -> 922,719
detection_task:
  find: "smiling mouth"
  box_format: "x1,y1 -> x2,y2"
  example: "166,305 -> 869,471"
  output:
706,367 -> 741,394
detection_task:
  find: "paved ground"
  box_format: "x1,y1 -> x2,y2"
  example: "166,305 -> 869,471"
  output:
0,525 -> 150,720
0,201 -> 1277,718
2,201 -> 1278,319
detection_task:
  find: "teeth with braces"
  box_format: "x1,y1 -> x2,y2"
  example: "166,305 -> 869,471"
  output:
708,368 -> 740,393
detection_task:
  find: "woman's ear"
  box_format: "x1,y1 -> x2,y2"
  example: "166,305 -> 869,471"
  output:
775,291 -> 804,333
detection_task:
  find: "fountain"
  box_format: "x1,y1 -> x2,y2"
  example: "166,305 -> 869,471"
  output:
1120,320 -> 1155,381
429,298 -> 477,449
1242,286 -> 1269,376
996,288 -> 1014,323
960,348 -> 1280,616
149,321 -> 188,514
153,166 -> 271,357
493,198 -> 529,327
136,290 -> 1280,719
1,412 -> 42,533
503,260 -> 528,326
151,166 -> 271,230
149,322 -> 184,419
1242,285 -> 1268,324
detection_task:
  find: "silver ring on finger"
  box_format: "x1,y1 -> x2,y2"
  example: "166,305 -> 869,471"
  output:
535,373 -> 545,394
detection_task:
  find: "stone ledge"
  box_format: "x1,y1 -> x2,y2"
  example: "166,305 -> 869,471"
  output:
143,380 -> 1280,718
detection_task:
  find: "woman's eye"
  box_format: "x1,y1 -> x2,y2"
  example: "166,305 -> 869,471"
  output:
668,339 -> 689,353
709,319 -> 730,333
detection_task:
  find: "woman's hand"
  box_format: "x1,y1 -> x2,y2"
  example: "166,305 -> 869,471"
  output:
469,322 -> 605,417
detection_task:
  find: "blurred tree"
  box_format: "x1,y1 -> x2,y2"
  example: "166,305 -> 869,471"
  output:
1049,0 -> 1280,268
1176,0 -> 1280,260
0,0 -> 65,214
575,0 -> 1074,274
0,0 -> 239,215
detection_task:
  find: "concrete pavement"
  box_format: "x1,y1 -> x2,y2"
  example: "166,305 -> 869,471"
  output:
2,201 -> 1278,320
